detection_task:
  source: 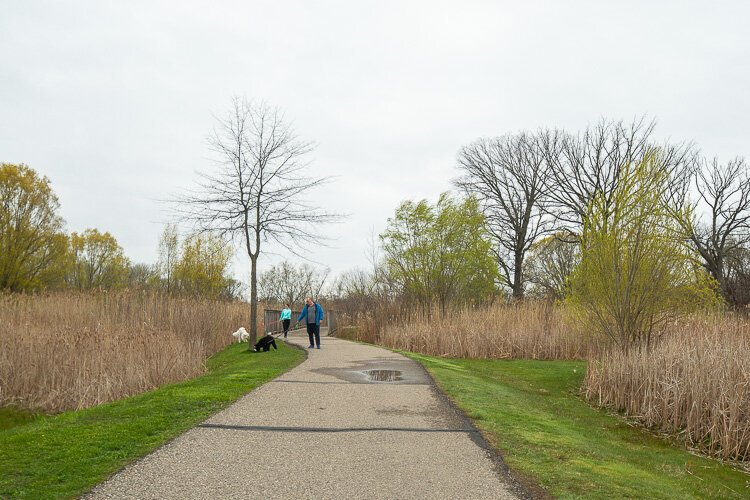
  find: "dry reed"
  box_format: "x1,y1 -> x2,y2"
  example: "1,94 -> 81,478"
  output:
0,291 -> 249,412
338,301 -> 591,360
585,313 -> 750,461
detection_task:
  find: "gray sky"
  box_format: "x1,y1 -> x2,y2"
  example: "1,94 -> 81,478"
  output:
2,1 -> 749,287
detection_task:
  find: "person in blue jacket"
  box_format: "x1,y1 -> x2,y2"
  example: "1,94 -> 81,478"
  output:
297,296 -> 324,349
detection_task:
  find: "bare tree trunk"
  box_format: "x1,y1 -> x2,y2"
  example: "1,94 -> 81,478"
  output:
248,194 -> 261,346
250,254 -> 258,344
512,251 -> 524,300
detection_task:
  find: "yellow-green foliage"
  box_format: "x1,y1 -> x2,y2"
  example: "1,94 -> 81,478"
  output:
0,163 -> 69,291
173,233 -> 233,299
380,193 -> 500,313
568,155 -> 720,349
69,228 -> 130,290
524,232 -> 580,299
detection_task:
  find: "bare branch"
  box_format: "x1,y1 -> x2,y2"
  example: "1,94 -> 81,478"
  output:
172,96 -> 344,338
540,117 -> 697,231
455,131 -> 553,298
677,156 -> 750,304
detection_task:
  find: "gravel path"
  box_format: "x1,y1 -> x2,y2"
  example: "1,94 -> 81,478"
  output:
86,331 -> 522,499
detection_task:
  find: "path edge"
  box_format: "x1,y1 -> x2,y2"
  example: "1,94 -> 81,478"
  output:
331,334 -> 550,498
83,342 -> 309,498
408,356 -> 549,500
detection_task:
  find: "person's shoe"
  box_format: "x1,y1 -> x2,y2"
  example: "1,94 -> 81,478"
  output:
308,345 -> 315,349
316,346 -> 321,349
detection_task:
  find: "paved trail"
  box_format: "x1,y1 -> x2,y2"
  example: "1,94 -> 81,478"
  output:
87,331 -> 521,499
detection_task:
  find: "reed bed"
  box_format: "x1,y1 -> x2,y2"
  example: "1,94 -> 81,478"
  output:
585,314 -> 750,461
0,291 -> 248,412
338,301 -> 591,360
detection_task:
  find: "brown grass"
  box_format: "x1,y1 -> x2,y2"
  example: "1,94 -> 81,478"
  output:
337,301 -> 591,360
585,313 -> 750,461
0,291 -> 249,412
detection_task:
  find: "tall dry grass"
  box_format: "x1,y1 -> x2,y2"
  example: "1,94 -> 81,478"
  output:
338,301 -> 591,360
585,313 -> 750,461
0,291 -> 248,412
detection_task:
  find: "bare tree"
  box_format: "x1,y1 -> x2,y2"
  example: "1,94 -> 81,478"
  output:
329,267 -> 377,315
259,260 -> 330,306
157,223 -> 179,294
540,117 -> 696,233
334,268 -> 375,297
176,97 -> 339,342
259,261 -> 304,305
675,157 -> 750,304
329,230 -> 396,316
300,262 -> 330,298
456,132 -> 552,299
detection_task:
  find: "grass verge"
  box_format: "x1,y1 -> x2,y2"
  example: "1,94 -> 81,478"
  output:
0,342 -> 305,499
0,408 -> 41,431
406,354 -> 750,499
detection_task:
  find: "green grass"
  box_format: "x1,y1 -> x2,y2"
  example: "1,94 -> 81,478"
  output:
0,408 -> 42,432
0,342 -> 305,499
406,354 -> 750,499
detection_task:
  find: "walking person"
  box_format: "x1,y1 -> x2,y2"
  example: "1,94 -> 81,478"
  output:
280,303 -> 292,338
297,296 -> 324,349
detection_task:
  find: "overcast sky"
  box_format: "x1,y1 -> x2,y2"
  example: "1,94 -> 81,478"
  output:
2,1 -> 749,287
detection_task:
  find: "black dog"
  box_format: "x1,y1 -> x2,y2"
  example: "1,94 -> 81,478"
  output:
254,334 -> 278,352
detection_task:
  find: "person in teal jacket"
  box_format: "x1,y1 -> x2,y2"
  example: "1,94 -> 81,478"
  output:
280,304 -> 292,338
297,296 -> 324,349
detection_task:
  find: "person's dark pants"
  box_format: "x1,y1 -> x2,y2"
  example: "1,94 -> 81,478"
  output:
282,319 -> 291,338
307,323 -> 320,347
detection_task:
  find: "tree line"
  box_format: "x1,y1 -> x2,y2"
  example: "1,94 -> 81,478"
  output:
3,97 -> 341,346
455,118 -> 749,308
257,260 -> 329,307
333,118 -> 750,349
8,111 -> 749,350
0,163 -> 238,299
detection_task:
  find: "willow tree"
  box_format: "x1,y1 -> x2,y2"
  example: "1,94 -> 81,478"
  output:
381,194 -> 499,315
568,156 -> 719,351
68,228 -> 130,290
177,97 -> 338,343
173,233 -> 234,299
0,163 -> 69,291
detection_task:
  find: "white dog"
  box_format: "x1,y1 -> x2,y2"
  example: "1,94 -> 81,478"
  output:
232,327 -> 250,343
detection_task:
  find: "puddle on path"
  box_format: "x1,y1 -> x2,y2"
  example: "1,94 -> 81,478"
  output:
363,369 -> 403,382
310,358 -> 431,385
